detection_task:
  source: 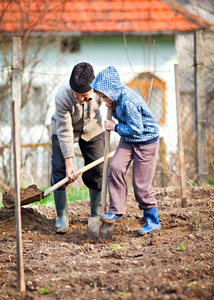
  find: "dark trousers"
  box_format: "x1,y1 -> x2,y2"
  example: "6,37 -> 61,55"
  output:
51,133 -> 104,191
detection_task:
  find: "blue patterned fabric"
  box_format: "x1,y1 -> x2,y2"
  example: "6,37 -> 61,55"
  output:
91,66 -> 159,143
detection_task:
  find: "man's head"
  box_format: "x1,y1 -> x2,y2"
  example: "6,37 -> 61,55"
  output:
70,62 -> 95,104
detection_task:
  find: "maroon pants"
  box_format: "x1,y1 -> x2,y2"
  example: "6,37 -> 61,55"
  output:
108,138 -> 159,214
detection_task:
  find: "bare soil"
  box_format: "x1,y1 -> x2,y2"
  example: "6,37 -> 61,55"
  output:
2,185 -> 44,209
0,186 -> 213,300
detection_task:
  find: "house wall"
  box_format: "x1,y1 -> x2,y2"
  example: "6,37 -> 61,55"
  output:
32,35 -> 178,155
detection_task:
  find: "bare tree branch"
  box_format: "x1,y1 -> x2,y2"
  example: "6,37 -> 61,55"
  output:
120,9 -> 144,98
148,39 -> 159,106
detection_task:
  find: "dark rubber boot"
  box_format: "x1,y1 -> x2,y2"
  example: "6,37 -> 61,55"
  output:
89,189 -> 101,217
54,190 -> 68,233
138,206 -> 160,235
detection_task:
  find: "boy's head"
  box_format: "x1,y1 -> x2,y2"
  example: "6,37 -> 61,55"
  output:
94,90 -> 114,106
91,66 -> 123,102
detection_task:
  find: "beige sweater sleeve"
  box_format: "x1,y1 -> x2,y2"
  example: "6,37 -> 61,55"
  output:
55,86 -> 75,158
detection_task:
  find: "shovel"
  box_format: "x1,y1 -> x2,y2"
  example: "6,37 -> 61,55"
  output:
88,107 -> 114,240
3,151 -> 115,209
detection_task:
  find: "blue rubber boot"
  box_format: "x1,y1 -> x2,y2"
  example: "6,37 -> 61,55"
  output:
138,206 -> 160,235
89,189 -> 101,217
54,190 -> 68,233
100,213 -> 123,224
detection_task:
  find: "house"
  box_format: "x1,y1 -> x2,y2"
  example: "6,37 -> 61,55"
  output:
0,0 -> 210,187
176,0 -> 214,183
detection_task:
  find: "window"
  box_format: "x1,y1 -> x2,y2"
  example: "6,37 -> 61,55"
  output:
60,37 -> 81,53
127,72 -> 166,125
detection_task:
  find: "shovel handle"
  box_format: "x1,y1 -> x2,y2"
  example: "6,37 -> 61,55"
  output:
100,106 -> 113,214
44,150 -> 115,197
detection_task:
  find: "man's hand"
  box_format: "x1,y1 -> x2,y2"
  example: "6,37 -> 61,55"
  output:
65,157 -> 78,183
104,120 -> 116,131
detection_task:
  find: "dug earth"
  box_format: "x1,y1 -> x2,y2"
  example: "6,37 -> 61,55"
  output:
0,186 -> 213,299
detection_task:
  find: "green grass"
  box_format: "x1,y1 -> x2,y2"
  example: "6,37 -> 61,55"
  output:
110,243 -> 127,251
176,243 -> 186,251
31,186 -> 89,207
40,287 -> 50,294
67,186 -> 89,202
208,178 -> 214,185
0,192 -> 2,209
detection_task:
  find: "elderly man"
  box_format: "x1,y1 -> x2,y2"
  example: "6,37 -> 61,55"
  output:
51,62 -> 104,233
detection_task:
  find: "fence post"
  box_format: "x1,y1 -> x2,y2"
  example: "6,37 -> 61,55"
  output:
12,37 -> 26,292
174,64 -> 187,208
159,137 -> 168,187
10,38 -> 22,186
194,31 -> 207,185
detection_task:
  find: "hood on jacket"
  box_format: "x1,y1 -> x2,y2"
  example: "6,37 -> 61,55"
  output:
90,66 -> 123,102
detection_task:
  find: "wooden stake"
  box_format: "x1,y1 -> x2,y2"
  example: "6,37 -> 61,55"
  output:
174,64 -> 187,208
12,37 -> 26,292
12,101 -> 26,292
194,31 -> 207,184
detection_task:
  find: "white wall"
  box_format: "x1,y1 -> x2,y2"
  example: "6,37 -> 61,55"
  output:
27,35 -> 178,156
0,35 -> 178,157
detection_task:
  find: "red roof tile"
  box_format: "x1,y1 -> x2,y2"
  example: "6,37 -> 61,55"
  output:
0,0 -> 210,35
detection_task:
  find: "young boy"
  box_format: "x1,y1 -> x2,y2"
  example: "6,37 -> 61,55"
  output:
90,66 -> 160,235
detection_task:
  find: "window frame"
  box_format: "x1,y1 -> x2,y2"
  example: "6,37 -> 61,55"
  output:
127,72 -> 166,125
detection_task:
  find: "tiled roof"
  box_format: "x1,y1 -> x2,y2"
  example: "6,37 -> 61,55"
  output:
0,0 -> 210,35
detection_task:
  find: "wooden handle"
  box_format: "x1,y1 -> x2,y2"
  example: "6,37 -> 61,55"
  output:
100,106 -> 113,214
44,150 -> 115,197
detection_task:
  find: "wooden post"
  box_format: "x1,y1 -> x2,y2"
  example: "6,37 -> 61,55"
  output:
159,137 -> 168,187
11,38 -> 22,187
174,64 -> 187,208
12,37 -> 26,292
194,31 -> 207,185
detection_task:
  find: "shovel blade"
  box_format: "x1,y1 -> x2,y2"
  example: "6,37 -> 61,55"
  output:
19,192 -> 44,207
101,222 -> 113,240
3,185 -> 44,209
88,217 -> 102,241
88,218 -> 114,241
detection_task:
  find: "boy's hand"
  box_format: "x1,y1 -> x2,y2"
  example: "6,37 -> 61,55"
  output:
105,102 -> 116,109
104,120 -> 116,131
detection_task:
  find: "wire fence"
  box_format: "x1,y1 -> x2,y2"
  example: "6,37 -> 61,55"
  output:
179,66 -> 214,185
0,66 -> 213,190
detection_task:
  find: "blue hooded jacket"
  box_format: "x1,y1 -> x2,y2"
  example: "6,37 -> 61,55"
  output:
91,66 -> 159,143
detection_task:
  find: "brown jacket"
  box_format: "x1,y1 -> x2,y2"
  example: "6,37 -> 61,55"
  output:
51,80 -> 103,158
